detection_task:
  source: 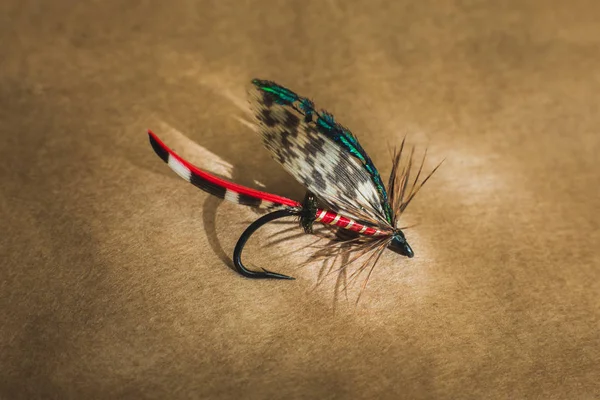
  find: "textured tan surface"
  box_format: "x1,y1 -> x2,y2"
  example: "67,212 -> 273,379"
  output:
1,1 -> 599,399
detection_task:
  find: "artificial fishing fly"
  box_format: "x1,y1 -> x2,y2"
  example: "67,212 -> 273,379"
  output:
148,79 -> 441,287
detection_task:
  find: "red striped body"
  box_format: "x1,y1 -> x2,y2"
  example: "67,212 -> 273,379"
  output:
314,209 -> 390,236
149,130 -> 392,238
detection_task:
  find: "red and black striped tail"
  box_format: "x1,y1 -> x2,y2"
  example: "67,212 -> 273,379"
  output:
148,130 -> 301,210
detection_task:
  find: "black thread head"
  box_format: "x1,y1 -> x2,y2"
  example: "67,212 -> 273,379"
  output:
388,231 -> 414,258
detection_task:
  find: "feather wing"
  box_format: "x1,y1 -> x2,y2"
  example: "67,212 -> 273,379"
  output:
249,79 -> 393,227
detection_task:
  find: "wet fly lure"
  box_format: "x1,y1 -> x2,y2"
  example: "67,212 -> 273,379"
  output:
148,79 -> 441,284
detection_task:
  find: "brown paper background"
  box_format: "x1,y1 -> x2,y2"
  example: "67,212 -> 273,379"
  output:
1,1 -> 599,399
